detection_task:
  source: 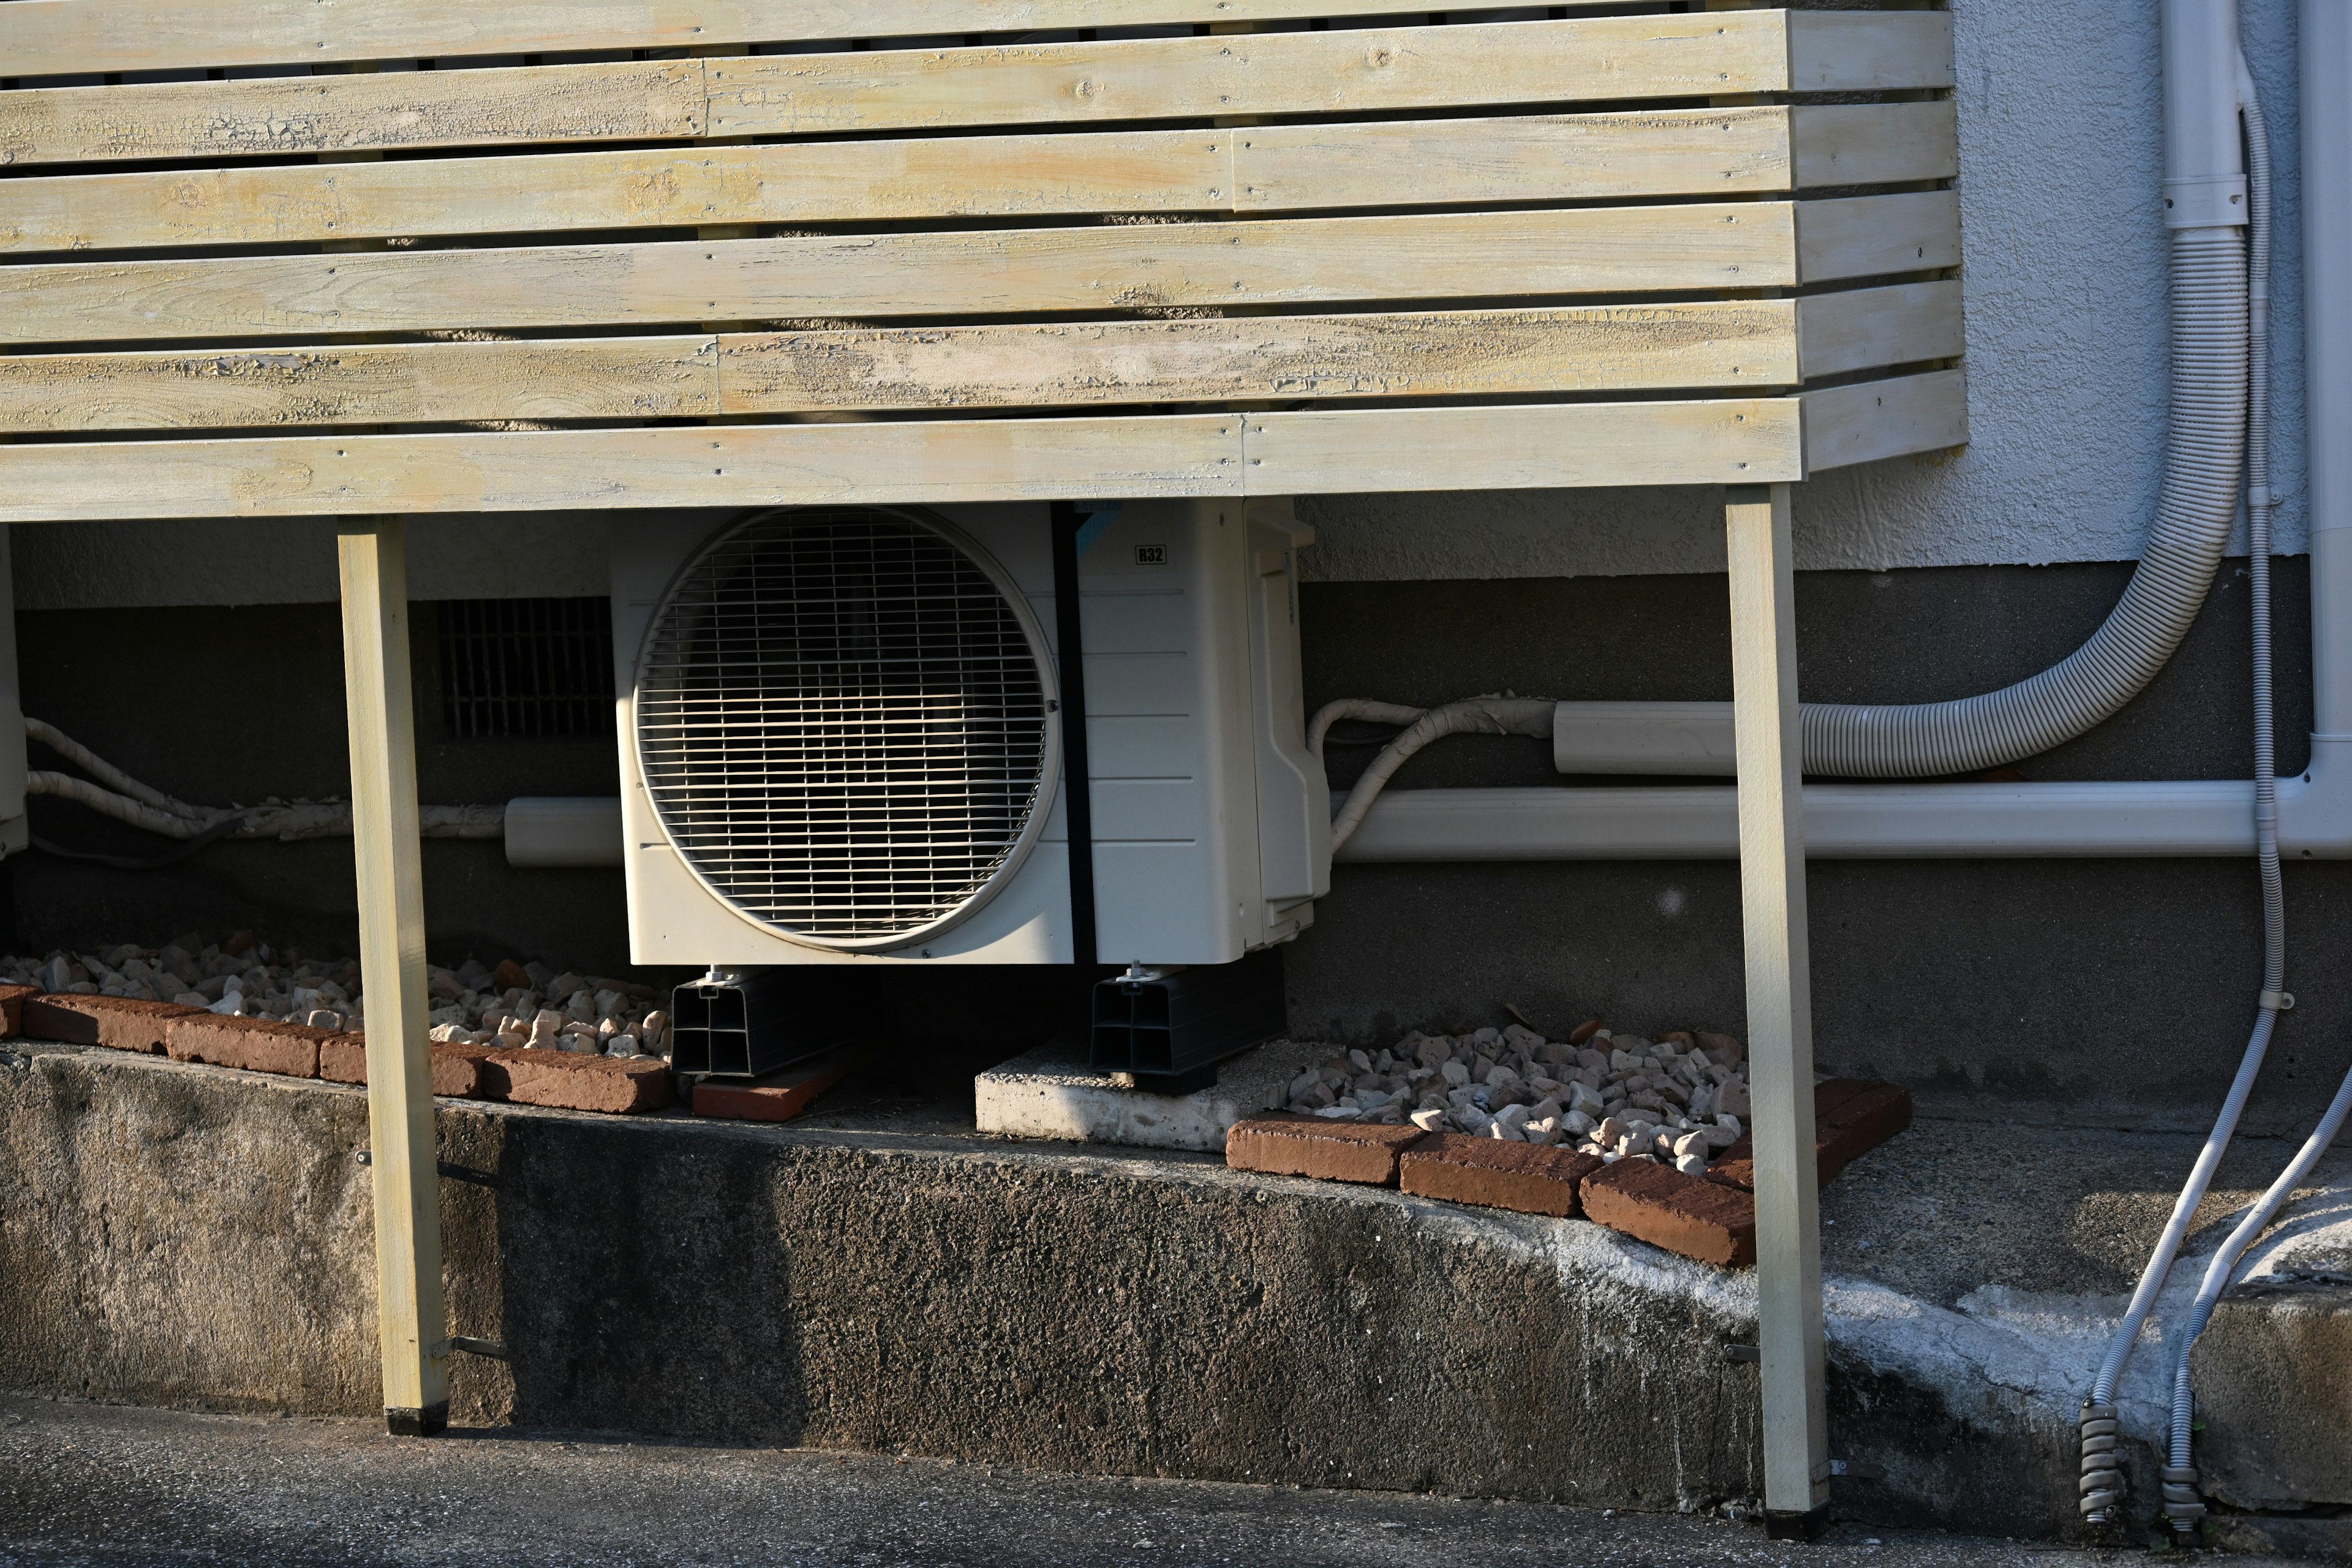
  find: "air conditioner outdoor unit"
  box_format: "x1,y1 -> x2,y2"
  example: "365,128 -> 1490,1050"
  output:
609,497 -> 1328,971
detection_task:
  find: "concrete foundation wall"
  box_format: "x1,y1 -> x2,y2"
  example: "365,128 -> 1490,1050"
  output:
1,1043 -> 2098,1538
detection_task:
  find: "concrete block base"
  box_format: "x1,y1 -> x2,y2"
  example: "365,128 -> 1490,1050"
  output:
973,1040 -> 1301,1152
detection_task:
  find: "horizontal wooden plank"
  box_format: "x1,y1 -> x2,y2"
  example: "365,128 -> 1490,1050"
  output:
0,336 -> 722,432
1795,189 -> 1962,282
0,129 -> 1229,252
0,414 -> 1246,521
1790,100 -> 1958,189
1794,281 -> 1962,379
1800,367 -> 1968,472
0,59 -> 707,166
719,301 -> 1799,413
0,102 -> 1943,253
2,0 -> 1617,77
0,392 -> 1845,518
0,290 -> 1967,434
1784,10 -> 1953,93
707,11 -> 1865,139
1236,108 -> 1793,213
0,10 -> 1954,168
0,201 -> 1814,345
0,301 -> 1808,431
1243,398 -> 1802,491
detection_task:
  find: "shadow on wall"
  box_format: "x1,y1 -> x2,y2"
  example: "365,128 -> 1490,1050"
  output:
1284,562 -> 2345,1131
1283,857 -> 2352,1136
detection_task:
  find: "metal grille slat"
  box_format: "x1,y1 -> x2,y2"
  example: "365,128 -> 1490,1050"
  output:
636,508 -> 1052,943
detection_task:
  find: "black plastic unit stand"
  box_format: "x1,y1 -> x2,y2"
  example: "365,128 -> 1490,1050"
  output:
1090,946 -> 1286,1089
1764,1506 -> 1831,1542
668,970 -> 864,1079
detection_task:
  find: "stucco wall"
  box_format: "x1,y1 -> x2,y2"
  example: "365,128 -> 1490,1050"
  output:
7,0 -> 2307,609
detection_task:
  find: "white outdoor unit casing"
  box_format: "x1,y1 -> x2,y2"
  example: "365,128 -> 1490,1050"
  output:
610,497 -> 1326,967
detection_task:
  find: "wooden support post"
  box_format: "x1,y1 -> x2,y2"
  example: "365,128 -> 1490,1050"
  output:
1724,481 -> 1830,1539
337,517 -> 448,1438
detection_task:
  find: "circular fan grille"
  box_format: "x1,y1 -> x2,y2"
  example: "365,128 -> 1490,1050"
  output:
635,508 -> 1055,946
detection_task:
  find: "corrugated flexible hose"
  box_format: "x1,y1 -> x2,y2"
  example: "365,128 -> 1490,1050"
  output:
1807,225 -> 2248,778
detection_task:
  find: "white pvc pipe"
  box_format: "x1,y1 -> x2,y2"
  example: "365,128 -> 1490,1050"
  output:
1332,778 -> 2267,861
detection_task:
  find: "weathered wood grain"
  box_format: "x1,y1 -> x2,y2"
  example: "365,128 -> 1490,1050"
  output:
1794,190 -> 1962,282
2,0 -> 1611,77
1800,367 -> 1968,472
0,102 -> 1939,252
1784,10 -> 1953,92
0,414 -> 1246,521
0,292 -> 1970,431
0,202 -> 1809,344
1236,108 -> 1795,212
1789,102 -> 1959,189
707,12 -> 1813,138
0,336 -> 719,431
1242,398 -> 1804,492
0,10 -> 1952,167
718,303 -> 1798,412
1793,281 -> 1962,380
0,59 -> 705,166
0,129 -> 1227,252
0,391 -> 1855,518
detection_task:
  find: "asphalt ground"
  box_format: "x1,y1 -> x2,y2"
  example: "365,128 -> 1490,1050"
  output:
0,1394 -> 2315,1568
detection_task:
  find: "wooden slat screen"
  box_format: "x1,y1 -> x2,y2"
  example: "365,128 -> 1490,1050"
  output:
0,1 -> 1966,517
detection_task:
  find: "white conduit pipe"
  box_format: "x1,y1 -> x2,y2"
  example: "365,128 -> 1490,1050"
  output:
2082,39 -> 2277,1526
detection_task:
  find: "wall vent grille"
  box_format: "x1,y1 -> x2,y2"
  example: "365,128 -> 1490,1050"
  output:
436,597 -> 615,741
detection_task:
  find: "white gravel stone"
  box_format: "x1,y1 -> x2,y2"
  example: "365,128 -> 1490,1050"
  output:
1676,1152 -> 1709,1177
1409,1107 -> 1446,1132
